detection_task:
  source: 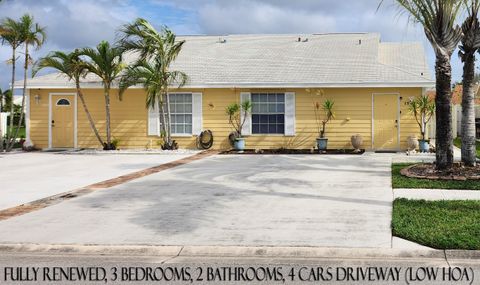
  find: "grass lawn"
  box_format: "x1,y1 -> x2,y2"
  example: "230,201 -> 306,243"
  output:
453,137 -> 480,158
392,199 -> 480,249
392,163 -> 480,190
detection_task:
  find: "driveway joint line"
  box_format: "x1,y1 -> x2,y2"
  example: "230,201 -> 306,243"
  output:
443,250 -> 451,267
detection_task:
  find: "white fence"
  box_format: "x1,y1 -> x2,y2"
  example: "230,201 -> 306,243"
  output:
0,112 -> 8,137
455,105 -> 480,137
427,105 -> 459,141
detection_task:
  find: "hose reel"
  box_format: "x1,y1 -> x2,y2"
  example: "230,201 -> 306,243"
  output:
198,130 -> 214,149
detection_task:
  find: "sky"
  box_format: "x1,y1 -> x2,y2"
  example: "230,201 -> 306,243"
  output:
0,0 -> 468,93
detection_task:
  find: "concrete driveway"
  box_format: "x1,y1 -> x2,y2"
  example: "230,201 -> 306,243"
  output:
0,152 -> 195,210
0,154 -> 393,248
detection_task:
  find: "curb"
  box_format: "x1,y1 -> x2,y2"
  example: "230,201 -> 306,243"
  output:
1,244 -> 472,260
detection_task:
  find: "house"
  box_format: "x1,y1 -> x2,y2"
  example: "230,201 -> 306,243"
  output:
15,33 -> 434,151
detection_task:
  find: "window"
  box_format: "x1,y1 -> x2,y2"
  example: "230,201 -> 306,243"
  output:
169,93 -> 192,134
56,98 -> 70,106
251,93 -> 285,134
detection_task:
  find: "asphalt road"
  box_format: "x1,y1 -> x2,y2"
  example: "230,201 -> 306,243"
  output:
0,252 -> 478,285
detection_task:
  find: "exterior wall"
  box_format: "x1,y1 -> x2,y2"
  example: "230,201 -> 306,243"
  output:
28,87 -> 423,150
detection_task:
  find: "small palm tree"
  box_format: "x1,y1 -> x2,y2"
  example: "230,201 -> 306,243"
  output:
0,16 -> 25,151
34,51 -> 104,147
314,99 -> 335,138
118,18 -> 187,149
225,100 -> 252,137
408,96 -> 435,141
6,14 -> 46,151
382,0 -> 463,170
459,0 -> 480,166
79,41 -> 124,150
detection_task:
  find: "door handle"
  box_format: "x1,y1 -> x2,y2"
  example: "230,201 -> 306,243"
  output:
51,120 -> 55,127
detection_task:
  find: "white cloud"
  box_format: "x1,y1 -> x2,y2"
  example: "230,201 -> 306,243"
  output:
0,0 -> 466,90
0,0 -> 140,90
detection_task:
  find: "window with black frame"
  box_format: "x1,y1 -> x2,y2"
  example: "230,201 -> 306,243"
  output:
251,93 -> 285,134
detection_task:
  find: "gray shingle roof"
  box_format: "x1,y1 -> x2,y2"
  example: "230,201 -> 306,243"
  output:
16,33 -> 433,89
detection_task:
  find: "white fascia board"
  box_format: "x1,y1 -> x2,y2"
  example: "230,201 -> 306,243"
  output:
15,81 -> 435,89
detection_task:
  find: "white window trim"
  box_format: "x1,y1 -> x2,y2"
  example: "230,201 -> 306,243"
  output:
250,92 -> 287,136
48,92 -> 77,149
168,92 -> 194,137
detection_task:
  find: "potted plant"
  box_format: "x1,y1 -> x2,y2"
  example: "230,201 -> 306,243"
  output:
226,100 -> 252,151
407,96 -> 435,153
314,99 -> 335,151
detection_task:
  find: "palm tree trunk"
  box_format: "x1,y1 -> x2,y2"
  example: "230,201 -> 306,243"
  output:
5,47 -> 16,151
160,92 -> 168,147
435,54 -> 454,170
461,52 -> 477,166
103,85 -> 112,149
165,89 -> 172,146
76,80 -> 104,147
8,44 -> 29,151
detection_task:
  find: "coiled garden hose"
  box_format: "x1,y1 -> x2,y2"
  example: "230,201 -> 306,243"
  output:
198,130 -> 214,149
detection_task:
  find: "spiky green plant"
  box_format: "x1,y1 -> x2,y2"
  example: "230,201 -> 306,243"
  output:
226,100 -> 252,137
314,99 -> 335,138
408,96 -> 435,141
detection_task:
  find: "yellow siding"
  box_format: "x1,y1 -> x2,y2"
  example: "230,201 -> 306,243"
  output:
28,87 -> 423,150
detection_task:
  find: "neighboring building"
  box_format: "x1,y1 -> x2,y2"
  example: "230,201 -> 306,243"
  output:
450,84 -> 480,138
15,33 -> 433,150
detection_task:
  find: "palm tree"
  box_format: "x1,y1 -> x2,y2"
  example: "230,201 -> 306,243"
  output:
118,18 -> 187,149
79,41 -> 124,150
5,14 -> 46,151
0,16 -> 25,150
118,57 -> 187,149
34,51 -> 105,147
383,0 -> 463,170
459,0 -> 480,166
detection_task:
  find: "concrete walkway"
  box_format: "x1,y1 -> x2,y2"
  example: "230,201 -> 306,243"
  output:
395,188 -> 480,200
0,152 -> 195,210
0,154 -> 393,248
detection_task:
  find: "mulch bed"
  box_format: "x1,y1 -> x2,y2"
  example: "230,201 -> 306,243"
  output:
220,149 -> 365,155
400,163 -> 480,181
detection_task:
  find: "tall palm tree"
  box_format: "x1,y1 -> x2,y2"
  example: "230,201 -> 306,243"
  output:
0,16 -> 25,150
79,41 -> 124,150
118,18 -> 187,149
34,51 -> 105,147
118,58 -> 188,149
459,0 -> 480,166
384,0 -> 463,170
5,14 -> 46,151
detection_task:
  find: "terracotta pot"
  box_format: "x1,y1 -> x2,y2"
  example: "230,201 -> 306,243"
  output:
407,136 -> 419,151
350,134 -> 363,150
